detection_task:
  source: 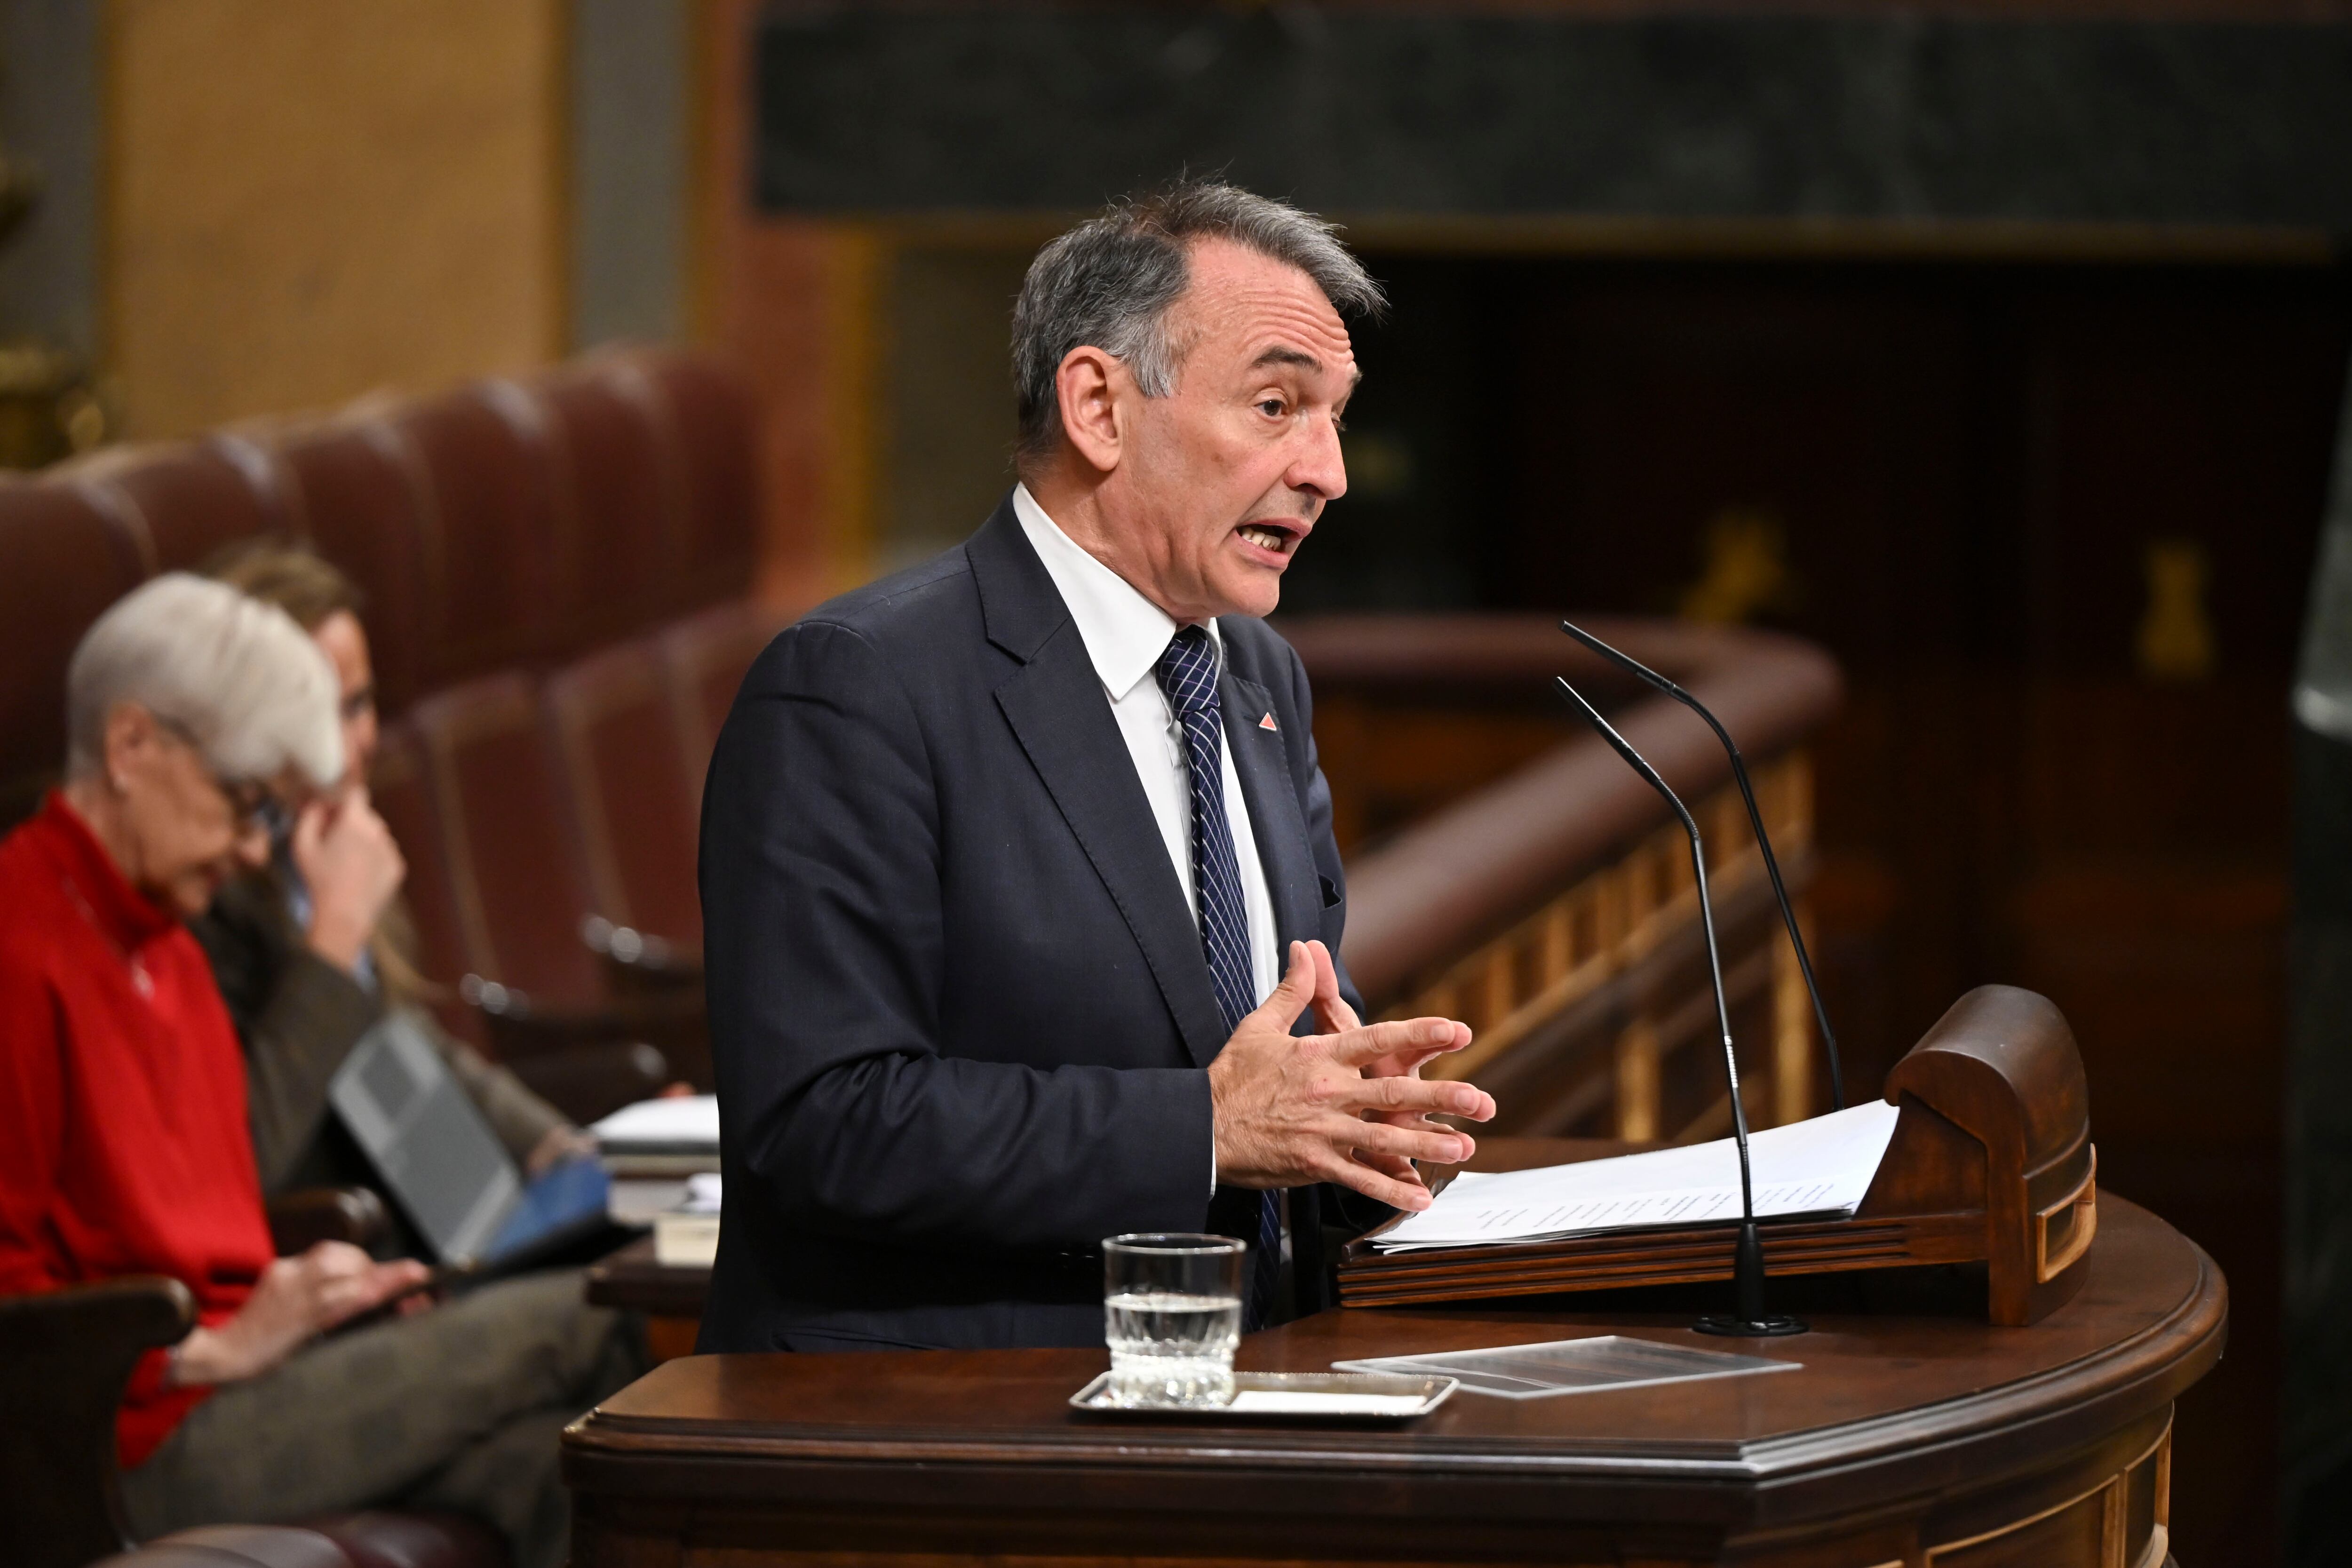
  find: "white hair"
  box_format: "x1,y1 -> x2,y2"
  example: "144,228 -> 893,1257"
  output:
66,572 -> 343,788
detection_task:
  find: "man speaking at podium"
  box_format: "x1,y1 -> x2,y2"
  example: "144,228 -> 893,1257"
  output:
697,181 -> 1494,1355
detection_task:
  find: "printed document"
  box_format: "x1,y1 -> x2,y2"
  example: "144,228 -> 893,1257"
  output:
1375,1098 -> 1901,1252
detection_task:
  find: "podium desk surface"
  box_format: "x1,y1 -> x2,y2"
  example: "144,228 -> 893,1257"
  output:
565,1196 -> 2219,1568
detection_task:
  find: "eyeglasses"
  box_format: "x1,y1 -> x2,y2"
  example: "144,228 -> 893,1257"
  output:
155,717 -> 282,839
216,777 -> 280,839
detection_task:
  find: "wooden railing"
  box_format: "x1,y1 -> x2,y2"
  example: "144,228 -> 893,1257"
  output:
1283,615 -> 1843,1144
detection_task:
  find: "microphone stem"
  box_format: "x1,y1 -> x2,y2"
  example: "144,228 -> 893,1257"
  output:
1685,807 -> 1758,1223
1554,679 -> 1758,1224
1554,675 -> 1797,1336
1558,619 -> 1846,1112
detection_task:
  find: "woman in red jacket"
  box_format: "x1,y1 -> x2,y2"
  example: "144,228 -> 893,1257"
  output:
0,574 -> 637,1568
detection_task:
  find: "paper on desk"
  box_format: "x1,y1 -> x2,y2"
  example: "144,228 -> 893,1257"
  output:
1375,1099 -> 1901,1252
590,1094 -> 719,1154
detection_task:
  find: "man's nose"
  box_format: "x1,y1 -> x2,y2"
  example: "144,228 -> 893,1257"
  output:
1289,415 -> 1348,503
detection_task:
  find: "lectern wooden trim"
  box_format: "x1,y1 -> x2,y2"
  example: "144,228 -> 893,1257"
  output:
564,1198 -> 2223,1568
1338,985 -> 2096,1325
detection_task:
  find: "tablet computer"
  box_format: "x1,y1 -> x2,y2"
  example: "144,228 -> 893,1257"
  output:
328,1012 -> 613,1268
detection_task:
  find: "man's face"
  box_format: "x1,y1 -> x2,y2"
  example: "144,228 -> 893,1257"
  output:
312,609 -> 378,788
1116,238 -> 1356,622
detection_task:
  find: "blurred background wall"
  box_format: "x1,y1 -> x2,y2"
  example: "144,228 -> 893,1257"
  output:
0,0 -> 696,458
2,2 -> 2350,1563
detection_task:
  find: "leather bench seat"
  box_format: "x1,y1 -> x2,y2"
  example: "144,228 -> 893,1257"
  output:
0,348 -> 783,1083
0,348 -> 781,1564
93,1511 -> 507,1568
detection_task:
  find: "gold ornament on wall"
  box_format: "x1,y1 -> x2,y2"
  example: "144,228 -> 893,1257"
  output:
1679,506 -> 1805,626
2135,538 -> 2217,684
0,139 -> 110,469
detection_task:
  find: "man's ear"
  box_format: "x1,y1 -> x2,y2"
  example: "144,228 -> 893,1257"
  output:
1054,346 -> 1127,476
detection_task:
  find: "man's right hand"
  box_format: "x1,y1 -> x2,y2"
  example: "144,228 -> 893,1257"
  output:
294,786 -> 405,973
1208,941 -> 1495,1210
167,1242 -> 432,1387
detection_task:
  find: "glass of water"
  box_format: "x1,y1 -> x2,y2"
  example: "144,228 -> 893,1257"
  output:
1103,1233 -> 1245,1408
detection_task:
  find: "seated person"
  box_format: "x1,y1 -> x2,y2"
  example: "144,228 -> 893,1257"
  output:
0,574 -> 641,1568
192,542 -> 590,1213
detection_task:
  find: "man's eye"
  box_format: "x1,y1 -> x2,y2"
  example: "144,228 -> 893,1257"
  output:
1258,399 -> 1286,418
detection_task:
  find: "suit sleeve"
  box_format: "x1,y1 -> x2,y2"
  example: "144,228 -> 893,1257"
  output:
191,881 -> 382,1193
701,619 -> 1212,1256
1282,641 -> 1367,1022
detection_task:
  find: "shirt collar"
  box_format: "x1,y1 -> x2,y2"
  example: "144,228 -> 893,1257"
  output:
36,790 -> 183,953
1011,483 -> 1219,700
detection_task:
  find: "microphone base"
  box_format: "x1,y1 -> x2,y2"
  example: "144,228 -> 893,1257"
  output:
1692,1313 -> 1809,1338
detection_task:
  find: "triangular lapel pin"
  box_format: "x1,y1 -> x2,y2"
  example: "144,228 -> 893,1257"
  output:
1258,712 -> 1279,731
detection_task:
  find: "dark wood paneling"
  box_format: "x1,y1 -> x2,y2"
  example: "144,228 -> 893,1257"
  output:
1301,251 -> 2351,1568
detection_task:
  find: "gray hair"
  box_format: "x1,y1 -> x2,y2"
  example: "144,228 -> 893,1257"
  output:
1010,179 -> 1385,463
67,572 -> 343,787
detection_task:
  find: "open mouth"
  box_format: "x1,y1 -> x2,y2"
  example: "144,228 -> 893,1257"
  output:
1236,520 -> 1306,557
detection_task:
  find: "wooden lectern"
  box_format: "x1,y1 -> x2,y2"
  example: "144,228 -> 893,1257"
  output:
566,986 -> 2224,1568
1339,985 -> 2100,1326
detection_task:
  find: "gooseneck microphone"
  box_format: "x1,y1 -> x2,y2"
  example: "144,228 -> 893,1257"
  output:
1554,676 -> 1805,1337
1558,618 -> 1846,1113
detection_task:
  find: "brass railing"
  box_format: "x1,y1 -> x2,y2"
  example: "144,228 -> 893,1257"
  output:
1284,615 -> 1842,1144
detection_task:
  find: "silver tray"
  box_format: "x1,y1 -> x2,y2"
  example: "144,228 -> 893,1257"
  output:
1068,1369 -> 1457,1422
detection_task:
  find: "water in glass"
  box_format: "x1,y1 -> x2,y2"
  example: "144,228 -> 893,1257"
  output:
1102,1233 -> 1246,1409
1105,1289 -> 1242,1407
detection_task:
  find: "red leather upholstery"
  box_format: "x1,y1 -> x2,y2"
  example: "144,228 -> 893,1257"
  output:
271,420 -> 435,715
92,1524 -> 351,1568
0,484 -> 148,818
368,719 -> 479,1041
392,384 -> 573,688
302,1511 -> 508,1568
405,673 -> 601,1004
622,351 -> 760,609
0,347 -> 766,1562
90,1511 -> 508,1568
0,347 -> 778,1003
543,638 -> 703,946
657,599 -> 787,819
538,363 -> 683,646
63,441 -> 288,576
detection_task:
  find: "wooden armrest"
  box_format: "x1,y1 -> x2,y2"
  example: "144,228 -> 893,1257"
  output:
0,1276 -> 195,1568
265,1186 -> 390,1255
581,916 -> 704,997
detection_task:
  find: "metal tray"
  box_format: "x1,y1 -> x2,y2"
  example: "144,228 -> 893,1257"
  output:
1068,1369 -> 1457,1423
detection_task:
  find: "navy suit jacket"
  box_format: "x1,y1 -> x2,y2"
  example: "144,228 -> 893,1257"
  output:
696,494 -> 1367,1353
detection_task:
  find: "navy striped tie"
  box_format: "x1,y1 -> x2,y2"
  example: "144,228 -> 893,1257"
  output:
1155,625 -> 1283,1327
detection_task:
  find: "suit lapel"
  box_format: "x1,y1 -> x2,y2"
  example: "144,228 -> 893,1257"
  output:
973,501 -> 1232,1069
1222,667 -> 1321,957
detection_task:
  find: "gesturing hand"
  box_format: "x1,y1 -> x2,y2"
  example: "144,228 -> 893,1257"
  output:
167,1242 -> 432,1387
1208,941 -> 1495,1210
1299,939 -> 1469,1189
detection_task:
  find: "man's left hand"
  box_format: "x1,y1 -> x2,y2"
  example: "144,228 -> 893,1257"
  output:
1303,939 -> 1479,1188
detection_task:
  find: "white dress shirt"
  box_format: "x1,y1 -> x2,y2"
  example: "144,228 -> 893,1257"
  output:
1011,484 -> 1280,1009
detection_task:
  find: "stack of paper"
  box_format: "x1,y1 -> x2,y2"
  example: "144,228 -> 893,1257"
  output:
591,1094 -> 719,1173
1374,1098 -> 1901,1253
653,1171 -> 721,1266
592,1095 -> 721,1226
